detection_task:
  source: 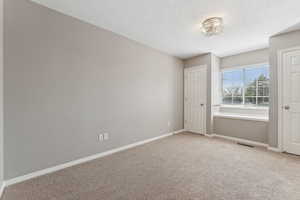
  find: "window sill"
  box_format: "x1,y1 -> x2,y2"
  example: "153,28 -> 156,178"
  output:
220,105 -> 269,110
214,112 -> 269,122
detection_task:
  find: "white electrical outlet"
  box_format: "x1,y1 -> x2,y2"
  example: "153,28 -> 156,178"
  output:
98,134 -> 104,141
104,133 -> 109,140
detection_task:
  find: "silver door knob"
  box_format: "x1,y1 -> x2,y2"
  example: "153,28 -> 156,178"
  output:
200,104 -> 204,106
284,105 -> 290,110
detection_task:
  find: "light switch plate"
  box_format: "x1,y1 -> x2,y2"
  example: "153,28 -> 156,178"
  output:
104,133 -> 109,140
98,134 -> 104,141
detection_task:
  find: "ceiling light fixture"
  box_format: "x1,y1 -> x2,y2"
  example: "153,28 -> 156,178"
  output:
201,17 -> 223,36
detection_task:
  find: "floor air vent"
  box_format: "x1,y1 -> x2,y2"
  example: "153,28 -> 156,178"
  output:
237,143 -> 254,148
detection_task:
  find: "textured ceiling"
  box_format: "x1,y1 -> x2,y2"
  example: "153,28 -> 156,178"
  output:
31,0 -> 300,58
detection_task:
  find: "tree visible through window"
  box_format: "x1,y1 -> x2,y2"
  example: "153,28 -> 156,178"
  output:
222,64 -> 269,107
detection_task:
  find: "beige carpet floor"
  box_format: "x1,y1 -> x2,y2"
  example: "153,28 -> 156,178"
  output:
2,132 -> 300,200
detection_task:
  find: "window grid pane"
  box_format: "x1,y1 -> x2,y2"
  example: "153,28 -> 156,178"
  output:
222,64 -> 269,107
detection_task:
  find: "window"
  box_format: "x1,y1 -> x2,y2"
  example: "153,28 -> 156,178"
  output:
222,64 -> 269,107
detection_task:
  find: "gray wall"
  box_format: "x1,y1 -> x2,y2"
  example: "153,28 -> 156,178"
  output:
221,48 -> 269,69
269,30 -> 300,147
4,0 -> 184,179
183,53 -> 213,134
213,117 -> 268,143
215,49 -> 269,143
0,0 -> 3,186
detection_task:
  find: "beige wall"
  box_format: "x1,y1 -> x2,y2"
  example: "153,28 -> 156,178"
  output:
221,48 -> 269,69
269,30 -> 300,147
4,0 -> 184,179
184,53 -> 212,69
214,117 -> 268,143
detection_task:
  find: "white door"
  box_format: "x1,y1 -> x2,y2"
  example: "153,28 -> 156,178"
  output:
184,65 -> 207,134
281,49 -> 300,155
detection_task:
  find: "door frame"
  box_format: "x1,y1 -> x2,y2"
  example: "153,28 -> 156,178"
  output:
277,46 -> 300,152
184,65 -> 207,134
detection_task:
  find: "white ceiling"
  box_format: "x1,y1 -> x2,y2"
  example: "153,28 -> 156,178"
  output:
31,0 -> 300,59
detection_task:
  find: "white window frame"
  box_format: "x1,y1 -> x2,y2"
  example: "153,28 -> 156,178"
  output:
220,63 -> 270,110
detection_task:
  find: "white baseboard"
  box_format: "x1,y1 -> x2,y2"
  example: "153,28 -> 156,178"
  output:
173,129 -> 186,134
207,134 -> 284,153
6,131 -> 179,186
0,182 -> 5,198
267,146 -> 283,153
209,134 -> 268,148
204,134 -> 214,138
